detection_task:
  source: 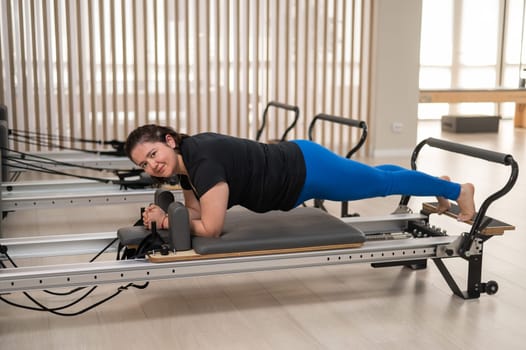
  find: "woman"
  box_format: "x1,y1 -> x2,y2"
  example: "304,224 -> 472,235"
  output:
125,124 -> 475,237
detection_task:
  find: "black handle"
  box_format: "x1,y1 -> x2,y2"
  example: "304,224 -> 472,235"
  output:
308,114 -> 368,158
265,101 -> 299,112
309,114 -> 366,132
405,137 -> 519,247
154,189 -> 175,212
256,101 -> 300,142
416,137 -> 513,165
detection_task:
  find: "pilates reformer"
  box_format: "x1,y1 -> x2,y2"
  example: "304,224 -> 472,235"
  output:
0,137 -> 518,315
0,106 -> 181,219
0,105 -> 134,178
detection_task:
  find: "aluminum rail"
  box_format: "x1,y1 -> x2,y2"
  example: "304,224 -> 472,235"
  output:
0,236 -> 457,293
0,232 -> 119,259
0,213 -> 428,259
1,180 -> 183,210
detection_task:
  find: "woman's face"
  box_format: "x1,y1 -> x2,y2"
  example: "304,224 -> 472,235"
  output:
130,136 -> 178,177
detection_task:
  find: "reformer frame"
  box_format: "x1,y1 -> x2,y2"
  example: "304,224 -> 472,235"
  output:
0,137 -> 518,303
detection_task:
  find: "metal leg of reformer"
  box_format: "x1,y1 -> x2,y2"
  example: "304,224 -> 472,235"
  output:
432,254 -> 486,300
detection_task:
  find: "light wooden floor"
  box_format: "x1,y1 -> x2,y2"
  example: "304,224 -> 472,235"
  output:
1,120 -> 525,350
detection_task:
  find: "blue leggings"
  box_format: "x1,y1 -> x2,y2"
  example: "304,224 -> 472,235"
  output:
292,140 -> 461,207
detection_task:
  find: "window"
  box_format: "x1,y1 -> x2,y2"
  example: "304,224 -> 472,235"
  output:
419,0 -> 525,119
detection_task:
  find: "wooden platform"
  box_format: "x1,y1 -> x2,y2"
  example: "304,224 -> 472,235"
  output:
421,202 -> 515,235
419,88 -> 526,128
148,242 -> 364,263
419,88 -> 526,104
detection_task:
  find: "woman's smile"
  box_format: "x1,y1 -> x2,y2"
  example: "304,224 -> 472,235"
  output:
156,163 -> 172,177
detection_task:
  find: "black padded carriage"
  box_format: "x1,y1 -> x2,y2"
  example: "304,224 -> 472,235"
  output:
117,206 -> 365,255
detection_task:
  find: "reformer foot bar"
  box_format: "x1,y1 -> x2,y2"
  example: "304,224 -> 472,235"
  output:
0,138 -> 518,304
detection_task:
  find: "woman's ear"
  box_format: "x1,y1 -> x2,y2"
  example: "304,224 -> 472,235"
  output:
165,134 -> 177,149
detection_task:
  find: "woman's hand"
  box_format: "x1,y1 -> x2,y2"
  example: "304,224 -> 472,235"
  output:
143,204 -> 168,230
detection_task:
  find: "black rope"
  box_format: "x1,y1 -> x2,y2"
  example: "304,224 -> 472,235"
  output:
2,146 -> 156,189
89,238 -> 119,263
42,286 -> 90,297
10,128 -> 122,147
41,238 -> 118,297
8,171 -> 21,182
0,282 -> 149,316
4,158 -> 113,183
0,238 -> 149,316
9,135 -> 114,156
9,129 -> 125,156
3,146 -> 130,173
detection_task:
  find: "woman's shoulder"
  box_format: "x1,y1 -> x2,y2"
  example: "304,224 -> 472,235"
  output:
182,132 -> 249,155
190,132 -> 235,141
190,132 -> 261,146
182,132 -> 224,146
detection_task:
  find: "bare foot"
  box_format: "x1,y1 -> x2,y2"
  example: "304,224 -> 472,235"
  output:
436,176 -> 451,214
456,183 -> 476,222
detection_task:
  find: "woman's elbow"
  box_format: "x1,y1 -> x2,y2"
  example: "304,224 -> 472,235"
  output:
198,230 -> 221,238
208,230 -> 222,238
192,221 -> 222,238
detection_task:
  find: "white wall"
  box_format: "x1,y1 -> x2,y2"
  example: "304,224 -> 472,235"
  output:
369,0 -> 422,157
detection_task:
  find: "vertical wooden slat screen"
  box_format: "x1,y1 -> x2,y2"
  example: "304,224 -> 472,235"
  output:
65,0 -> 74,148
17,0 -> 29,138
0,0 -> 372,155
163,0 -> 169,129
76,0 -> 85,144
29,1 -> 40,140
88,1 -> 96,140
5,0 -> 17,137
110,1 -> 117,139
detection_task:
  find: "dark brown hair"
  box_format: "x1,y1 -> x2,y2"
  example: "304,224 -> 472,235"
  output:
124,124 -> 189,160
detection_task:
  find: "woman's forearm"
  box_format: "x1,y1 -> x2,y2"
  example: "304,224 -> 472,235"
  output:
190,218 -> 222,238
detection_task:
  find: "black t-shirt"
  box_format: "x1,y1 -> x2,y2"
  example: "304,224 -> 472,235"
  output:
178,133 -> 306,212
